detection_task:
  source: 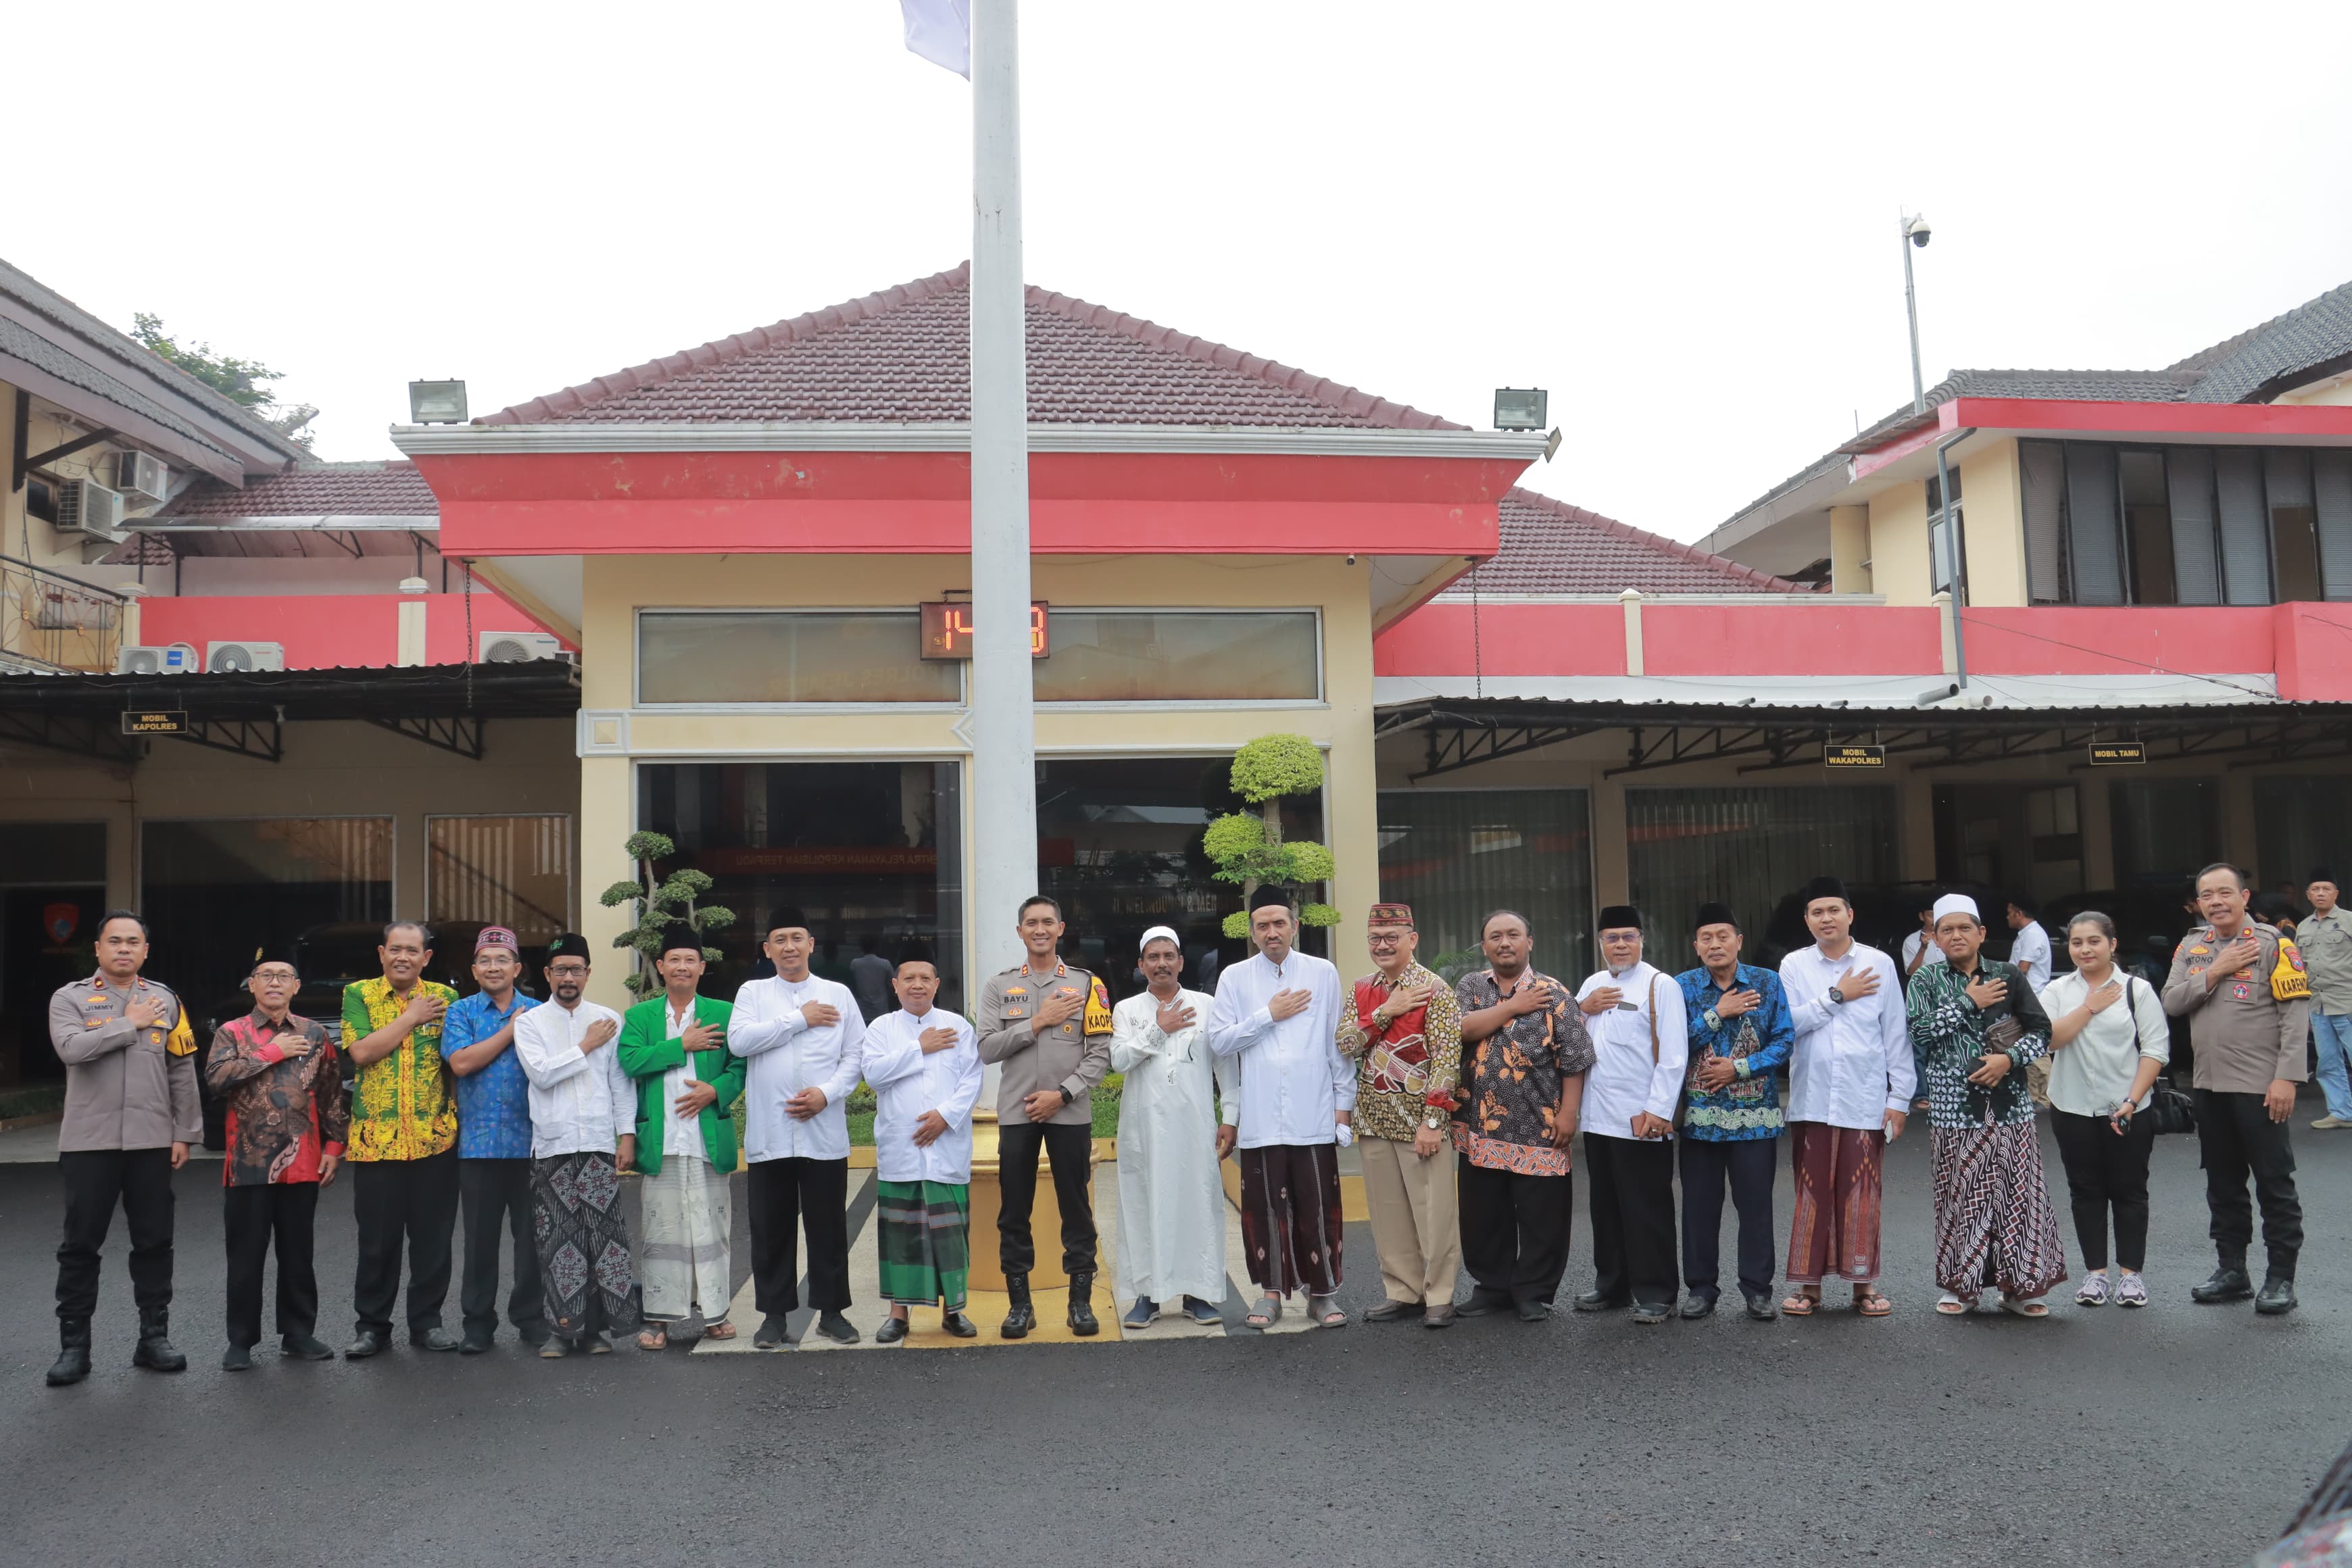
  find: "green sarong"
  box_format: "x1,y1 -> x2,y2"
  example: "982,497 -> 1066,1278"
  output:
876,1179 -> 971,1308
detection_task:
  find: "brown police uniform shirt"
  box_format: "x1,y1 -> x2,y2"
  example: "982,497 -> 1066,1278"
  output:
49,973 -> 202,1153
2161,922 -> 2311,1095
974,960 -> 1113,1127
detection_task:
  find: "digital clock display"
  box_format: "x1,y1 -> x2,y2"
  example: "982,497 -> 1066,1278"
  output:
919,601 -> 1049,660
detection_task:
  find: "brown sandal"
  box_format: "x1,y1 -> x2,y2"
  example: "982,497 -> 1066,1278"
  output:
1854,1290 -> 1892,1317
701,1320 -> 735,1341
635,1325 -> 669,1351
1780,1291 -> 1819,1317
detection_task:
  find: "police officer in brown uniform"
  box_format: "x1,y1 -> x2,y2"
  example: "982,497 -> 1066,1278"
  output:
974,895 -> 1112,1338
2163,862 -> 2311,1315
45,910 -> 200,1385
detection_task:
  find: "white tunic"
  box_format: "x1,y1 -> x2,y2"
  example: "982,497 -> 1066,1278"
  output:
1573,962 -> 1688,1142
1780,941 -> 1915,1130
1110,987 -> 1234,1303
728,973 -> 866,1163
861,1006 -> 984,1185
660,997 -> 706,1164
1206,948 -> 1354,1150
512,999 -> 635,1158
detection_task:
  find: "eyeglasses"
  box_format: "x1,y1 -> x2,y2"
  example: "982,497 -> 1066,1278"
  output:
547,964 -> 590,978
252,969 -> 298,983
1366,934 -> 1406,948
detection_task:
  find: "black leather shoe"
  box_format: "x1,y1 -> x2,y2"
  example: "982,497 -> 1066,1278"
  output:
2256,1275 -> 2298,1316
516,1320 -> 552,1348
944,1310 -> 979,1338
1068,1270 -> 1100,1337
1572,1289 -> 1630,1313
751,1315 -> 791,1351
875,1315 -> 909,1345
1680,1292 -> 1717,1319
281,1333 -> 335,1361
411,1327 -> 462,1352
1363,1298 -> 1423,1323
1515,1298 -> 1552,1323
1743,1292 -> 1779,1321
1001,1273 -> 1035,1339
457,1333 -> 494,1356
1630,1300 -> 1673,1325
2191,1267 -> 2255,1304
1456,1288 -> 1512,1319
811,1311 -> 860,1346
132,1308 -> 187,1372
222,1344 -> 254,1371
47,1318 -> 92,1387
344,1329 -> 390,1360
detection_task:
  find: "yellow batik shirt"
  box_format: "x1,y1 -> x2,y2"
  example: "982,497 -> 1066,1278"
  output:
341,976 -> 461,1162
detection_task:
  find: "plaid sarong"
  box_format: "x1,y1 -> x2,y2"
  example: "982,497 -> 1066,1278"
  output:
1932,1121 -> 2069,1300
877,1179 -> 970,1309
531,1151 -> 641,1341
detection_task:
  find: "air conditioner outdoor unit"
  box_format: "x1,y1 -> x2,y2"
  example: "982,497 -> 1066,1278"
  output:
57,479 -> 127,542
114,450 -> 169,505
206,640 -> 286,672
479,631 -> 568,663
114,643 -> 201,675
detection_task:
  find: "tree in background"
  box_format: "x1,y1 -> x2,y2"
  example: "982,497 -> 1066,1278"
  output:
598,830 -> 737,998
1203,733 -> 1339,938
131,312 -> 318,447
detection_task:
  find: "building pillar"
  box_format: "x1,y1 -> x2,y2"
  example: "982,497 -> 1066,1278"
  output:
1898,768 -> 1938,881
2080,776 -> 2116,891
1590,775 -> 1629,909
579,753 -> 635,1010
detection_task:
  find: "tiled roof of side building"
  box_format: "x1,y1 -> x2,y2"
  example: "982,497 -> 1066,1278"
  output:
153,461 -> 439,518
1446,489 -> 1811,596
484,264 -> 1465,430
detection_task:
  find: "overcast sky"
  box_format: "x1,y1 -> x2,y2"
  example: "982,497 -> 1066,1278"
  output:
14,1 -> 2352,541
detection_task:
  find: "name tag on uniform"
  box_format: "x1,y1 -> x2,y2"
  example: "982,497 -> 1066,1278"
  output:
1615,1001 -> 1639,1012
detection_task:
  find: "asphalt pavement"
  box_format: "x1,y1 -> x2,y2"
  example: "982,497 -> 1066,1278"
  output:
4,1108 -> 2347,1568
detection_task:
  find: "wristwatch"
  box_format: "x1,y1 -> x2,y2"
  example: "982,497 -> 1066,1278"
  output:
1827,985 -> 1846,1004
1421,1110 -> 1446,1131
1058,1086 -> 1074,1107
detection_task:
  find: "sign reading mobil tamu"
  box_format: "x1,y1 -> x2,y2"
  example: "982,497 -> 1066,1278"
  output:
2088,740 -> 2148,766
1823,743 -> 1886,768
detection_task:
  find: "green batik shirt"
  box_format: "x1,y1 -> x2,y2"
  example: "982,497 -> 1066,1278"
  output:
1904,958 -> 2051,1131
341,976 -> 461,1161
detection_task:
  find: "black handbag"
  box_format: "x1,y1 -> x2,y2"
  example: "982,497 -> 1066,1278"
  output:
2124,977 -> 2197,1135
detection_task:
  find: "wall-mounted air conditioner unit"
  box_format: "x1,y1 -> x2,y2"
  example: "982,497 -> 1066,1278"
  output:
206,640 -> 286,672
479,631 -> 568,663
114,643 -> 201,675
114,451 -> 169,505
57,479 -> 127,541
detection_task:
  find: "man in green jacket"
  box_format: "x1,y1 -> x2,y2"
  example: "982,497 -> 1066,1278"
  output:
617,927 -> 744,1349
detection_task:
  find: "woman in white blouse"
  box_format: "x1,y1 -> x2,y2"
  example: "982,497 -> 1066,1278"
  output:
2038,911 -> 2170,1309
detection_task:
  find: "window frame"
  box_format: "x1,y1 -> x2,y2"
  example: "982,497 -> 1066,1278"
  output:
1033,606 -> 1326,709
633,606 -> 969,712
423,812 -> 577,939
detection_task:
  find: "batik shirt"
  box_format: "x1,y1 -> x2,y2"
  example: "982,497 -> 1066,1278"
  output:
1449,969 -> 1595,1176
442,988 -> 535,1160
1674,963 -> 1794,1142
341,976 -> 461,1161
1905,958 -> 2050,1131
203,1010 -> 349,1186
1336,960 -> 1463,1143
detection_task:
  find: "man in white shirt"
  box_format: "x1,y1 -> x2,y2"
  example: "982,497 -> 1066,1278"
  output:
862,951 -> 985,1344
728,911 -> 867,1351
1901,900 -> 1947,981
1777,877 -> 1912,1319
2007,894 -> 2057,1110
510,933 -> 639,1356
1208,890 -> 1354,1331
1570,906 -> 1687,1325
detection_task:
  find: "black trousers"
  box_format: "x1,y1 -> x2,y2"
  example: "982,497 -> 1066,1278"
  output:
1677,1135 -> 1777,1302
56,1147 -> 176,1320
2051,1108 -> 2156,1271
996,1121 -> 1097,1275
224,1182 -> 318,1346
2194,1089 -> 2303,1277
1586,1134 -> 1677,1308
351,1149 -> 461,1336
1456,1155 -> 1572,1306
748,1156 -> 850,1315
458,1158 -> 544,1338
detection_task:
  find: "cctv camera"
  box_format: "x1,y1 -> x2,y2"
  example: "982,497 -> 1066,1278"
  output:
1902,214 -> 1932,248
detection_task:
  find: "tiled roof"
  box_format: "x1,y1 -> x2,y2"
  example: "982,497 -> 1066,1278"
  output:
1450,489 -> 1809,596
485,264 -> 1465,430
154,461 -> 438,518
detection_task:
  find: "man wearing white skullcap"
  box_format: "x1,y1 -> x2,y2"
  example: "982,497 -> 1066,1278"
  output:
1108,927 -> 1236,1328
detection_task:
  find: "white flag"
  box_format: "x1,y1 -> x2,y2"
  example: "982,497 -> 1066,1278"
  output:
900,0 -> 971,78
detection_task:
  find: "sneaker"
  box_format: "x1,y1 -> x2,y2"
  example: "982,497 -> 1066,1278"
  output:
2312,1115 -> 2349,1129
2076,1271 -> 2112,1307
1180,1296 -> 1223,1325
2116,1273 -> 2149,1308
1121,1298 -> 1158,1330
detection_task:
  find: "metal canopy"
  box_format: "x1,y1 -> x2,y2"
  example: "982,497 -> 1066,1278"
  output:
0,661 -> 577,766
1373,697 -> 2352,783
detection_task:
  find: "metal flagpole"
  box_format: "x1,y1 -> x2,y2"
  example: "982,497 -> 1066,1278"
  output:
968,0 -> 1036,982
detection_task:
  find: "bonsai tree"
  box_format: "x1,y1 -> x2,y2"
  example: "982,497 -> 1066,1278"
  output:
597,830 -> 736,998
1202,733 -> 1340,939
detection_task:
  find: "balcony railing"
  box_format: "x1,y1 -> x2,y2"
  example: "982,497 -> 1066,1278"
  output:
1,553 -> 126,673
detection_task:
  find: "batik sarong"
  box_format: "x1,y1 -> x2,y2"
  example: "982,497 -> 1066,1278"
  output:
1236,1142 -> 1344,1296
531,1151 -> 641,1340
640,1152 -> 731,1323
1932,1122 -> 2068,1300
877,1180 -> 970,1308
1784,1121 -> 1884,1283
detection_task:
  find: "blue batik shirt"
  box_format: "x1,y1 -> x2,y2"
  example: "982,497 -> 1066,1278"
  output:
442,988 -> 536,1159
1674,963 -> 1794,1142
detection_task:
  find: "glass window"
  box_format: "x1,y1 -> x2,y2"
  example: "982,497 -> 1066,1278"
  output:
2110,779 -> 2218,888
2064,445 -> 2127,606
141,818 -> 393,1011
2265,449 -> 2324,604
2020,441 -> 2066,603
427,816 -> 574,955
1035,611 -> 1319,703
2117,449 -> 2177,605
1378,789 -> 1593,982
640,762 -> 964,1017
637,612 -> 960,704
1628,786 -> 1898,967
2167,447 -> 2223,604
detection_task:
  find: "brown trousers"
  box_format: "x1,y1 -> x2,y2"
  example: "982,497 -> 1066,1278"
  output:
1359,1135 -> 1461,1306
